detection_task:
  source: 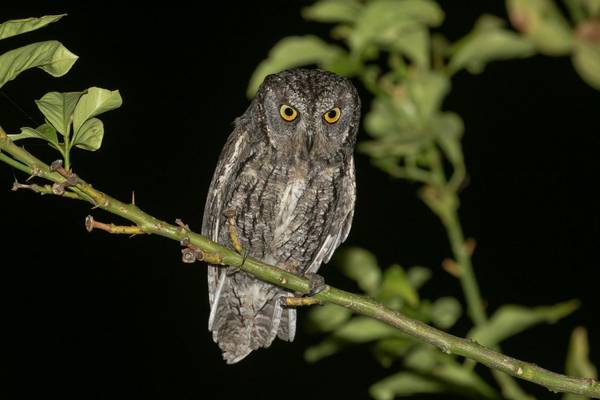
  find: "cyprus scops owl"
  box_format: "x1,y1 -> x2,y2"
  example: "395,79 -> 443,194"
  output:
202,69 -> 360,363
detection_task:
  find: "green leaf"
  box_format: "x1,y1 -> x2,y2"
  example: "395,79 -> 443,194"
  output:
469,300 -> 580,347
572,40 -> 600,90
335,247 -> 381,296
566,327 -> 598,378
333,317 -> 399,342
0,40 -> 78,89
350,0 -> 444,55
304,317 -> 400,362
35,91 -> 84,137
563,327 -> 598,400
378,264 -> 419,308
0,14 -> 66,41
431,112 -> 464,167
430,296 -> 462,329
302,0 -> 362,23
72,87 -> 122,136
370,372 -> 446,400
403,347 -> 500,399
407,266 -> 431,289
247,36 -> 345,97
306,303 -> 352,333
390,25 -> 430,68
304,339 -> 345,363
507,0 -> 573,55
73,117 -> 104,151
374,337 -> 416,367
449,15 -> 535,74
406,71 -> 450,122
8,123 -> 58,147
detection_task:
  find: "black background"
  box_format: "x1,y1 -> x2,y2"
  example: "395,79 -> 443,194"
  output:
2,2 -> 598,399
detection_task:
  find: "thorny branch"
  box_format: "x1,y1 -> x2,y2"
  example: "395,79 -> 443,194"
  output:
0,127 -> 599,398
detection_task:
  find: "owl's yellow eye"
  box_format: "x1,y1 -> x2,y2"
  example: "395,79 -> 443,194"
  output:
279,104 -> 298,122
323,107 -> 341,124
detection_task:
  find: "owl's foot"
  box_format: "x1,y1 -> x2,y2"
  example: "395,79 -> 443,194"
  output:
223,208 -> 243,254
283,296 -> 322,306
305,272 -> 326,296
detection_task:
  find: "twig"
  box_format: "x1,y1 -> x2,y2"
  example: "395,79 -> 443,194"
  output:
1,128 -> 599,398
85,215 -> 145,235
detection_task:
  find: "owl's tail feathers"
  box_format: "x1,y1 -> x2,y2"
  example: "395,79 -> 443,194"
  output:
209,274 -> 297,364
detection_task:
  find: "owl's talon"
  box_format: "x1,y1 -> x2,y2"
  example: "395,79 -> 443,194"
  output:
224,208 -> 244,254
305,272 -> 326,296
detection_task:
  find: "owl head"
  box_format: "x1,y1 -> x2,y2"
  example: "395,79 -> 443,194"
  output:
251,69 -> 361,161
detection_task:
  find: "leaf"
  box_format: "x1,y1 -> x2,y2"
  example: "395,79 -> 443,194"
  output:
0,40 -> 78,89
73,118 -> 104,151
507,0 -> 573,55
369,372 -> 446,400
350,0 -> 444,55
35,91 -> 84,137
572,40 -> 600,90
333,317 -> 399,342
374,337 -> 416,367
304,339 -> 345,363
0,14 -> 66,41
566,327 -> 598,379
405,71 -> 450,122
406,266 -> 431,290
8,123 -> 58,147
430,296 -> 462,329
390,25 -> 430,68
306,303 -> 352,333
302,0 -> 362,23
431,112 -> 464,167
378,264 -> 419,308
449,15 -> 535,74
403,347 -> 500,399
563,327 -> 598,400
72,87 -> 122,136
469,300 -> 580,347
335,247 -> 381,296
247,36 -> 345,97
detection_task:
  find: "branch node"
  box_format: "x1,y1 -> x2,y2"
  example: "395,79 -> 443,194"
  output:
52,182 -> 65,195
175,218 -> 190,233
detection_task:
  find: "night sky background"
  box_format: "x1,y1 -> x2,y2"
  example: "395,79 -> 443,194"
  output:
2,2 -> 599,399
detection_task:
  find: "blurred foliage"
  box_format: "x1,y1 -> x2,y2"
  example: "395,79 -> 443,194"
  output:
249,1 -> 599,399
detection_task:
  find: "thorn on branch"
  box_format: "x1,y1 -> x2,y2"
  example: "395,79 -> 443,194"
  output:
85,215 -> 145,235
175,218 -> 190,233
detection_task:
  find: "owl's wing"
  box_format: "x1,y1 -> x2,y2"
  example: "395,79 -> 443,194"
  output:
202,124 -> 251,306
305,157 -> 356,274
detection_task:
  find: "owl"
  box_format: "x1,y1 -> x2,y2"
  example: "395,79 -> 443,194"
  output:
201,69 -> 360,363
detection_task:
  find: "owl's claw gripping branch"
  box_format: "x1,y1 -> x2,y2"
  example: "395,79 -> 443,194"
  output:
283,296 -> 323,307
306,272 -> 327,296
223,208 -> 243,254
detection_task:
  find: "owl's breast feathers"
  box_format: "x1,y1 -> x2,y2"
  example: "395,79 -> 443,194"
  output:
223,150 -> 349,273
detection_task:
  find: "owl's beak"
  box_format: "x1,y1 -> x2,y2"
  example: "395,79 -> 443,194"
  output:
306,132 -> 314,153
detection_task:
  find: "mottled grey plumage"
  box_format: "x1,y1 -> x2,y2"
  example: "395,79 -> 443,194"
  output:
202,69 -> 360,363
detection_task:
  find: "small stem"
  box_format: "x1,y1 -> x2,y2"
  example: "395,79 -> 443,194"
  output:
12,181 -> 80,199
85,215 -> 145,235
0,152 -> 31,175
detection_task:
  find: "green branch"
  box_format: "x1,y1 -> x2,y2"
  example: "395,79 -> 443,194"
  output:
1,127 -> 599,398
